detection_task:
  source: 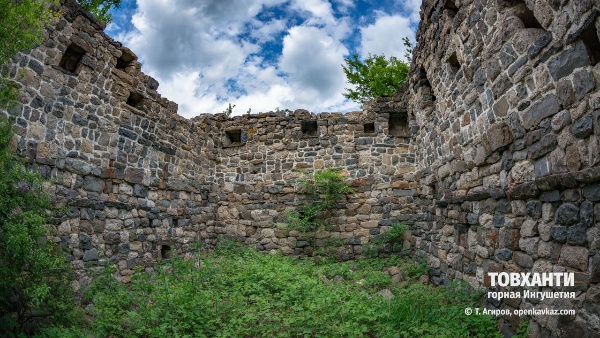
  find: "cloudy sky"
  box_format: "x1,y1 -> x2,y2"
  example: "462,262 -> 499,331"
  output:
106,0 -> 421,118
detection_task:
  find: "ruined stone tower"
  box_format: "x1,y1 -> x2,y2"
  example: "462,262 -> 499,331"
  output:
2,0 -> 599,336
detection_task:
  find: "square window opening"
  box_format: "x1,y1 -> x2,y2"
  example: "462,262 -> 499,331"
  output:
59,43 -> 85,73
363,122 -> 375,134
126,92 -> 144,109
513,2 -> 543,29
579,20 -> 600,65
116,48 -> 136,71
444,0 -> 458,14
160,244 -> 172,259
225,129 -> 242,146
389,111 -> 410,137
301,120 -> 318,136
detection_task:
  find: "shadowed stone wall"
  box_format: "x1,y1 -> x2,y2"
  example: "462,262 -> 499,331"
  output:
409,0 -> 600,336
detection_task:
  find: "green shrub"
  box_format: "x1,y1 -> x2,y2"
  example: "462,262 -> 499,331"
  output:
282,168 -> 354,256
365,223 -> 409,257
0,120 -> 76,336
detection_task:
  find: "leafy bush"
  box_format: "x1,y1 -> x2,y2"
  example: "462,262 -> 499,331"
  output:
0,120 -> 75,336
0,0 -> 59,109
365,223 -> 409,257
283,168 -> 355,256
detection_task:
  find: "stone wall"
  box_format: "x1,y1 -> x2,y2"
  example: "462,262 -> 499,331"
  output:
2,0 -> 218,284
3,0 -> 600,336
198,98 -> 420,257
1,0 -> 423,284
409,0 -> 600,336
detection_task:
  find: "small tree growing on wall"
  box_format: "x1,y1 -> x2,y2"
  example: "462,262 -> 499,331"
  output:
283,168 -> 355,256
342,38 -> 412,104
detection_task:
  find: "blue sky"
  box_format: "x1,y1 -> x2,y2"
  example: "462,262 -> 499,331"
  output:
106,0 -> 421,118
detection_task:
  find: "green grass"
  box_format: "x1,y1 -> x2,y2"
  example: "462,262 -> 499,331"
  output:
45,243 -> 501,338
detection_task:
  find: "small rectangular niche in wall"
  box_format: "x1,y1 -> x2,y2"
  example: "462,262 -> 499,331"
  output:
578,19 -> 600,65
301,120 -> 318,137
448,52 -> 461,74
126,91 -> 144,109
160,244 -> 172,259
58,43 -> 85,74
363,122 -> 375,134
444,0 -> 458,14
511,1 -> 544,29
116,47 -> 137,73
223,129 -> 245,147
389,111 -> 410,137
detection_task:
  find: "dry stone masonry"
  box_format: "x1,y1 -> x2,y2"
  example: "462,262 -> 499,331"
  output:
1,0 -> 599,336
409,0 -> 600,336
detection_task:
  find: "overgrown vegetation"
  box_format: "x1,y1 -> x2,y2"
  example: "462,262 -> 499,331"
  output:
282,168 -> 355,255
365,222 -> 409,257
0,0 -> 59,109
51,242 -> 500,337
0,120 -> 76,336
342,38 -> 412,104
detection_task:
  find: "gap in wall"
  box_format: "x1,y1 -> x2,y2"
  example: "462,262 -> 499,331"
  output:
59,43 -> 85,73
302,120 -> 318,136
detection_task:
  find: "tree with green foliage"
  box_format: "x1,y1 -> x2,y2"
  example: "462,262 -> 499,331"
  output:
0,120 -> 75,335
76,0 -> 122,24
342,38 -> 413,104
0,0 -> 59,108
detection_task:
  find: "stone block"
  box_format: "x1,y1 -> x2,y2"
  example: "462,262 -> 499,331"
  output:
547,40 -> 591,81
567,224 -> 586,245
580,201 -> 594,227
83,248 -> 98,262
558,246 -> 589,271
124,168 -> 144,184
555,203 -> 580,225
572,114 -> 594,139
521,219 -> 538,237
551,226 -> 567,243
582,183 -> 600,201
528,134 -> 557,159
484,123 -> 513,152
513,251 -> 533,268
521,94 -> 560,130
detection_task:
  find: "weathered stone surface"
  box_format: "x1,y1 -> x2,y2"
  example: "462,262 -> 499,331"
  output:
6,2 -> 600,336
591,254 -> 600,283
551,110 -> 572,132
551,226 -> 568,243
547,41 -> 591,81
83,248 -> 98,261
558,246 -> 589,271
579,201 -> 594,227
567,224 -> 587,245
582,183 -> 600,201
526,200 -> 542,219
521,95 -> 560,130
555,203 -> 581,225
484,123 -> 513,152
528,134 -> 557,159
513,251 -> 533,268
82,175 -> 105,193
506,182 -> 539,200
572,115 -> 594,139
